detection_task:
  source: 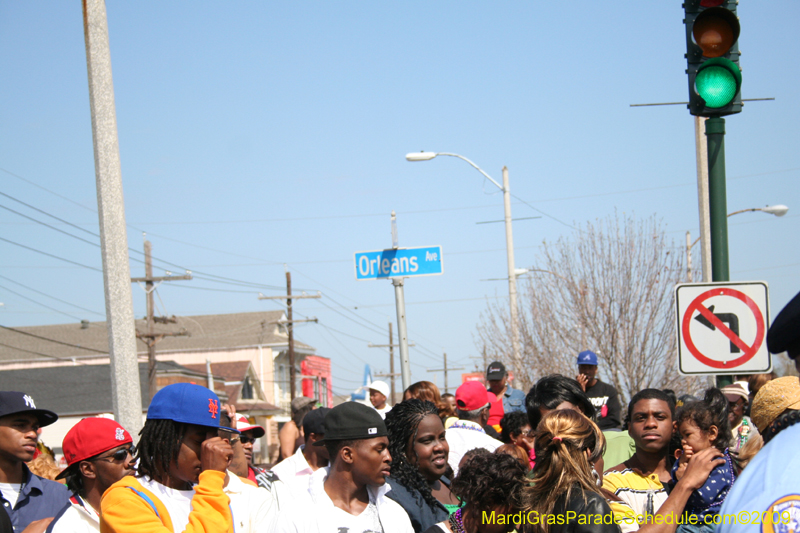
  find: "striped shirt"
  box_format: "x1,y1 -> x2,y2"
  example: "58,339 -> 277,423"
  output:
602,464 -> 669,533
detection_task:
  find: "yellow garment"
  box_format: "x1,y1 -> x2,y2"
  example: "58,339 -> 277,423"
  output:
602,465 -> 668,533
100,471 -> 233,533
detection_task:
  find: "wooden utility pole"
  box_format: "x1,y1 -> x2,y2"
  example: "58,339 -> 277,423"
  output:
131,238 -> 192,400
258,271 -> 320,399
427,352 -> 465,394
370,322 -> 411,402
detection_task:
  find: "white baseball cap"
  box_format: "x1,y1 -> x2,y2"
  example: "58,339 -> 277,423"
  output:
367,380 -> 390,398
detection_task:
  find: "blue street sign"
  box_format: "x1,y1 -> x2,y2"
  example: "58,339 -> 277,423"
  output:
354,246 -> 443,280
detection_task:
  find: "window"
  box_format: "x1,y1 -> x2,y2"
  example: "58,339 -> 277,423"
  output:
241,376 -> 254,400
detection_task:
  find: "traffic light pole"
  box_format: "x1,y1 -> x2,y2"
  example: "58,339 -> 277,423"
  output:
706,117 -> 730,282
706,116 -> 733,388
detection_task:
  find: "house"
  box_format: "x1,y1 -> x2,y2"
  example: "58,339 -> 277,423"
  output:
0,360 -> 229,461
0,310 -> 332,461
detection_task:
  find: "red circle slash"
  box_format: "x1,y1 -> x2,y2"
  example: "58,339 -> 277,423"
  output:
681,288 -> 765,369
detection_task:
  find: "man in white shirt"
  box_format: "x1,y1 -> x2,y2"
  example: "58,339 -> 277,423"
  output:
49,417 -> 135,532
271,408 -> 329,500
368,381 -> 392,420
446,381 -> 502,476
276,402 -> 413,533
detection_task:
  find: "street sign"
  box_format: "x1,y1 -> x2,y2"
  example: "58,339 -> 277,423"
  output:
354,246 -> 443,280
676,282 -> 771,375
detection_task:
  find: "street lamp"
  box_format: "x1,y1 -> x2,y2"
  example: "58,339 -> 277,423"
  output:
405,151 -> 524,374
685,204 -> 789,282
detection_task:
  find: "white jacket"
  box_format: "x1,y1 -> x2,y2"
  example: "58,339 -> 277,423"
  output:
275,466 -> 413,533
48,494 -> 99,533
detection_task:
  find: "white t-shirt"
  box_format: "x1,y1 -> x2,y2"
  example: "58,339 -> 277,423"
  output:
322,491 -> 384,533
0,482 -> 21,508
138,477 -> 194,533
373,406 -> 392,420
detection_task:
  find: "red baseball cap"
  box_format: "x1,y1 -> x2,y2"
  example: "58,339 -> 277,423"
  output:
455,381 -> 497,411
57,418 -> 132,476
235,414 -> 265,438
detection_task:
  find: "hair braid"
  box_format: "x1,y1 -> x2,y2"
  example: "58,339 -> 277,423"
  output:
385,399 -> 442,509
135,419 -> 186,482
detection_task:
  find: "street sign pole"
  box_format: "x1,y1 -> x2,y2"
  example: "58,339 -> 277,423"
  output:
392,278 -> 411,391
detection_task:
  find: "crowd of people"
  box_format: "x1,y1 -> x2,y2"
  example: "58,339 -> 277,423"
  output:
1,289 -> 799,533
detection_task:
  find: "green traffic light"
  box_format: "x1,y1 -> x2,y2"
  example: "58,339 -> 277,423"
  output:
695,57 -> 741,109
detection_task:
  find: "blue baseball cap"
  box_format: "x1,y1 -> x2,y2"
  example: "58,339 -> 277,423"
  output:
577,350 -> 598,366
147,383 -> 237,432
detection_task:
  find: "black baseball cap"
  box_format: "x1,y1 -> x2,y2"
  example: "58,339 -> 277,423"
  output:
303,407 -> 330,436
0,392 -> 58,427
768,289 -> 800,359
313,402 -> 387,446
486,361 -> 506,380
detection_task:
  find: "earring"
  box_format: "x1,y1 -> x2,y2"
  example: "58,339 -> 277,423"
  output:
592,467 -> 601,487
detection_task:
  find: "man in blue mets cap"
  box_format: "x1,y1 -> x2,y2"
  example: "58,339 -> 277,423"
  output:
100,382 -> 236,533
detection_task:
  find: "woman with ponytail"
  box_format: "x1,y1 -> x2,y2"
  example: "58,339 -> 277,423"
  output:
522,409 -> 619,533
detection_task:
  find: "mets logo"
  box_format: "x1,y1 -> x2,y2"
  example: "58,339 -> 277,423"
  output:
208,399 -> 219,419
762,494 -> 800,533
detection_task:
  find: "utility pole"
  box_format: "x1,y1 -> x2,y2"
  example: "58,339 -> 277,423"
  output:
427,353 -> 465,394
694,116 -> 712,282
83,0 -> 141,436
258,273 -> 320,399
130,238 -> 192,400
370,322 -> 415,401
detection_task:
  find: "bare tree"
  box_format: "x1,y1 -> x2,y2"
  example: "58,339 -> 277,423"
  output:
477,212 -> 704,403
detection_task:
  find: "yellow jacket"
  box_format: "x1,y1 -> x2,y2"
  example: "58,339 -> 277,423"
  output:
100,471 -> 233,533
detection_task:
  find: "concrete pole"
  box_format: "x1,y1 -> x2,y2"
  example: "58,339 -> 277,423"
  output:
83,0 -> 143,436
393,278 -> 412,391
502,167 -> 523,373
694,116 -> 712,282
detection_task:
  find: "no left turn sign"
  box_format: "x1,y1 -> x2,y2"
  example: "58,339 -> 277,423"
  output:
675,281 -> 771,375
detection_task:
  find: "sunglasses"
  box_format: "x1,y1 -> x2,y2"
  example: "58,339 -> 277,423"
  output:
90,446 -> 135,463
240,435 -> 256,445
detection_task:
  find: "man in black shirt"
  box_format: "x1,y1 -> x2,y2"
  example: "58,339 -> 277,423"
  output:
575,350 -> 622,430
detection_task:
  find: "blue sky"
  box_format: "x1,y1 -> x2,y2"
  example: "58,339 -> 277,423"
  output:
1,2 -> 798,397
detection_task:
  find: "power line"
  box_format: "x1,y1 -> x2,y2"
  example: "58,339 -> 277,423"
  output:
0,236 -> 102,272
0,275 -> 104,316
0,341 -> 90,365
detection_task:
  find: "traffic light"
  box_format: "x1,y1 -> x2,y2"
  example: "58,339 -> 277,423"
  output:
683,0 -> 742,117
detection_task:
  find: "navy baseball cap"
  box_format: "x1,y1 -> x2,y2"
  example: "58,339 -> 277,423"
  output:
577,350 -> 598,366
0,391 -> 57,427
147,383 -> 236,431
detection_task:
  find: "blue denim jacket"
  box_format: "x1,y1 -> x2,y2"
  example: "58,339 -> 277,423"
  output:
0,463 -> 70,531
502,387 -> 527,414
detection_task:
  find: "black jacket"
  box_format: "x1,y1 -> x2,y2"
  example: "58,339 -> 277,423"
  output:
385,475 -> 450,533
548,488 -> 620,533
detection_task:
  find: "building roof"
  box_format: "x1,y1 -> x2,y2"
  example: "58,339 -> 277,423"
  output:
0,310 -> 315,364
181,361 -> 281,415
0,360 -> 215,417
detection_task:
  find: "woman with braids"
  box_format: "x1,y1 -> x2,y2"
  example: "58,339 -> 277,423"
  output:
425,452 -> 527,533
385,399 -> 460,533
522,409 -> 619,533
100,383 -> 235,533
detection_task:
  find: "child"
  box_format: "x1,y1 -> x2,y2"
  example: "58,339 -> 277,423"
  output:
671,388 -> 735,533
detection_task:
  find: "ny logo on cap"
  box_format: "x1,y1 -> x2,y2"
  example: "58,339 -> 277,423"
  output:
368,427 -> 377,435
23,395 -> 35,408
115,428 -> 126,441
208,399 -> 219,419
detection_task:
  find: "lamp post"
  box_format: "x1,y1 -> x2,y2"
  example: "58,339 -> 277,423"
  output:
405,151 -> 523,374
685,204 -> 789,282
